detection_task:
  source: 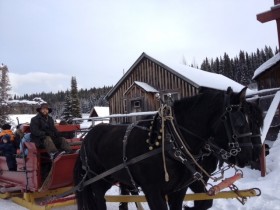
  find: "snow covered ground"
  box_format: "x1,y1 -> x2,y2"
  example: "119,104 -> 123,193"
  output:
1,114 -> 280,209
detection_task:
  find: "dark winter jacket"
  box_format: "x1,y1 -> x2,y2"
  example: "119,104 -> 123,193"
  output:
30,113 -> 60,147
0,135 -> 17,171
0,135 -> 16,155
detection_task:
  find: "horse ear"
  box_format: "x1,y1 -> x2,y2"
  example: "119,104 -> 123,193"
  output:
226,87 -> 233,95
238,87 -> 247,102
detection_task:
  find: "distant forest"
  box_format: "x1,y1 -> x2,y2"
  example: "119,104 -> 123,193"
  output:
15,86 -> 112,116
200,45 -> 279,85
14,45 -> 279,115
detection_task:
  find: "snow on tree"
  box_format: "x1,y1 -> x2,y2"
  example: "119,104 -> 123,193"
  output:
0,64 -> 11,126
70,76 -> 82,119
61,92 -> 73,123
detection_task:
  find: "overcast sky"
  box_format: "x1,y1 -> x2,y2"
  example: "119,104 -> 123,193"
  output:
0,0 -> 278,96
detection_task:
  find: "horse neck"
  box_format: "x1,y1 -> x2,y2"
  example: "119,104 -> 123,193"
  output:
172,96 -> 216,154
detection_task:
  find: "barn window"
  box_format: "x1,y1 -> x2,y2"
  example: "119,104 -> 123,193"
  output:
133,100 -> 141,108
163,93 -> 179,102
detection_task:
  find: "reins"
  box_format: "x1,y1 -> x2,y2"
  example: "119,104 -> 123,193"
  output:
55,141 -> 173,200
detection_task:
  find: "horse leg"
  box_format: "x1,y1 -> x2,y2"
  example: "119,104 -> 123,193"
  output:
74,157 -> 111,210
167,187 -> 187,210
90,181 -> 112,210
74,156 -> 95,210
119,183 -> 144,210
130,189 -> 144,210
119,183 -> 130,210
184,180 -> 212,210
142,188 -> 168,210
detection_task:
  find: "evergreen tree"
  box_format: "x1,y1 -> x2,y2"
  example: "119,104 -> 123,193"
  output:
200,57 -> 211,72
70,76 -> 82,119
275,47 -> 279,54
61,92 -> 73,123
238,50 -> 248,85
0,64 -> 11,101
0,64 -> 11,125
264,45 -> 273,60
212,58 -> 220,73
223,53 -> 233,79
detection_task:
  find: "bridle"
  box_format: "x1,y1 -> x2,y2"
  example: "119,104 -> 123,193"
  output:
205,94 -> 253,161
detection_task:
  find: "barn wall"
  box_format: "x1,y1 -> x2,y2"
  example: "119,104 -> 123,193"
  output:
255,63 -> 280,90
109,57 -> 199,116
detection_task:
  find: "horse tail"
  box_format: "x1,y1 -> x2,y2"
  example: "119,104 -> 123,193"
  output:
74,153 -> 96,210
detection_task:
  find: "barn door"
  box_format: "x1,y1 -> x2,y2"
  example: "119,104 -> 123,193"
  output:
130,99 -> 142,122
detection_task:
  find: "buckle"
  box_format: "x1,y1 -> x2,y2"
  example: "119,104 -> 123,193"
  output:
193,172 -> 203,181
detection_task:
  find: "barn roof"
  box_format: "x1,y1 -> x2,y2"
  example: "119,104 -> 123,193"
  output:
89,106 -> 109,117
252,53 -> 280,79
124,81 -> 159,95
106,52 -> 248,99
134,81 -> 159,93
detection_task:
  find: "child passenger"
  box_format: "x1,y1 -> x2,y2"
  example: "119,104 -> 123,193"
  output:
0,135 -> 17,171
0,123 -> 15,143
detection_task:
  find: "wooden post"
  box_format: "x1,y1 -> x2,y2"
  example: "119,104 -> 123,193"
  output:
260,144 -> 266,177
257,0 -> 280,48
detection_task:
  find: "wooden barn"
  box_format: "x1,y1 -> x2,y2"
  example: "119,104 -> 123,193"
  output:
106,52 -> 246,123
252,53 -> 280,90
252,53 -> 280,142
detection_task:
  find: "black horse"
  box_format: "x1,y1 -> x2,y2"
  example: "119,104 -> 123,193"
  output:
183,99 -> 263,210
74,87 -> 260,210
118,90 -> 264,210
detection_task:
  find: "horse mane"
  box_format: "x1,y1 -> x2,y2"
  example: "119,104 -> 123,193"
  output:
172,91 -> 223,114
245,101 -> 264,127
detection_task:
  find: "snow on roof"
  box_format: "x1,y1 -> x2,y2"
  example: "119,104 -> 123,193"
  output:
252,53 -> 280,79
107,52 -> 253,98
93,106 -> 109,117
144,53 -> 252,94
161,60 -> 245,93
134,81 -> 158,93
7,99 -> 40,105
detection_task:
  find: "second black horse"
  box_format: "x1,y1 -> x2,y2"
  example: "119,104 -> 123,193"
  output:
74,87 -> 261,210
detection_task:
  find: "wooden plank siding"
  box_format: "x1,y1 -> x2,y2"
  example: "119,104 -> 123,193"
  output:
108,55 -> 200,121
255,63 -> 280,90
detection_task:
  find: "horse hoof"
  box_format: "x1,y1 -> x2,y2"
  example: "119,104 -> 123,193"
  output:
183,206 -> 197,210
119,203 -> 128,210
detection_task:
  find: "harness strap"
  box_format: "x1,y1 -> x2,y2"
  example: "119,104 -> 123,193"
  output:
55,144 -> 173,199
123,123 -> 139,192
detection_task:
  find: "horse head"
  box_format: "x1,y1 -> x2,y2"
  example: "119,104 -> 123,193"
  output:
208,87 -> 261,168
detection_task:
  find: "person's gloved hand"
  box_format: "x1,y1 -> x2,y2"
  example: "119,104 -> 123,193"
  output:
45,130 -> 54,137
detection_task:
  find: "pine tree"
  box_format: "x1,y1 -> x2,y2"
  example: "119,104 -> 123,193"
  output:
212,58 -> 220,74
264,45 -> 274,60
70,76 -> 82,119
223,53 -> 233,79
238,50 -> 248,85
0,64 -> 11,100
0,64 -> 11,125
200,57 -> 211,72
61,92 -> 73,123
275,47 -> 279,54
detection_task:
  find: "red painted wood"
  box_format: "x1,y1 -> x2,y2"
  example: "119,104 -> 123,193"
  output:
256,2 -> 280,48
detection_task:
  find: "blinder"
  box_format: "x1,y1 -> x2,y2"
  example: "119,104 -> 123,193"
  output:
208,94 -> 253,160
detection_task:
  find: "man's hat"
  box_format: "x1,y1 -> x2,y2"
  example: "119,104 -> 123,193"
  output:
36,103 -> 52,113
